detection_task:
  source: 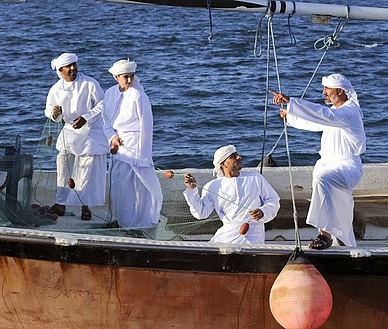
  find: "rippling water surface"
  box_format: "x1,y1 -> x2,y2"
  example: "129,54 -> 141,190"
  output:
1,0 -> 388,170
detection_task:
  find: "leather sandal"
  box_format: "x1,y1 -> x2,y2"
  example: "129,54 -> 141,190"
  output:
81,205 -> 92,221
308,234 -> 333,250
47,203 -> 66,216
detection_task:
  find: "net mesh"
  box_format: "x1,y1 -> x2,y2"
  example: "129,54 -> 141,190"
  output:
0,132 -> 222,241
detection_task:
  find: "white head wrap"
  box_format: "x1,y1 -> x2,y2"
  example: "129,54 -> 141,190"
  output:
212,145 -> 237,177
108,59 -> 137,75
51,53 -> 78,79
108,59 -> 144,90
322,73 -> 359,107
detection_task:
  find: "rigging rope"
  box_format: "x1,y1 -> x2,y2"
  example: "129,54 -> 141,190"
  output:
254,6 -> 351,248
287,1 -> 297,45
207,0 -> 213,42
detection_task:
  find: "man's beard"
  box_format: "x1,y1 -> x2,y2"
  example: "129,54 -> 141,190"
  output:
324,93 -> 339,105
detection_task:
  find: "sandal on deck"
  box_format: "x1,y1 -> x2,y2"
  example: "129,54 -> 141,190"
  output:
308,234 -> 333,250
47,203 -> 66,216
81,206 -> 92,221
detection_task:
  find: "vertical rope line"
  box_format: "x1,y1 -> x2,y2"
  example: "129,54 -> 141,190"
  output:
268,16 -> 302,248
259,14 -> 273,175
207,0 -> 213,42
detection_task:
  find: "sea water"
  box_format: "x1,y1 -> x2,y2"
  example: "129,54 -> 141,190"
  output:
0,0 -> 388,170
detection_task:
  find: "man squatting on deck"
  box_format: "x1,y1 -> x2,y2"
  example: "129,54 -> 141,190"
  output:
271,73 -> 366,249
102,59 -> 162,228
183,145 -> 280,244
45,53 -> 108,220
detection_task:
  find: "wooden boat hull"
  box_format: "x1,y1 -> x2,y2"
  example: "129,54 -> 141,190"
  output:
0,229 -> 386,329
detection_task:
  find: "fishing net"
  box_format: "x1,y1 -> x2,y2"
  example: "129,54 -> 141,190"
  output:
0,135 -> 56,228
0,131 -> 222,241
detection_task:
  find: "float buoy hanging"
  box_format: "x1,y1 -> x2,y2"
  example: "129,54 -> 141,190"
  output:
269,248 -> 333,329
164,170 -> 174,179
67,178 -> 75,189
46,135 -> 53,146
239,222 -> 249,235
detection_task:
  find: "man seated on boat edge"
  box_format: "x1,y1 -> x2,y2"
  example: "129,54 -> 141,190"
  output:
183,145 -> 280,244
270,73 -> 366,250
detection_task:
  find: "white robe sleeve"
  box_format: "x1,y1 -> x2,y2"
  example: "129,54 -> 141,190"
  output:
183,186 -> 215,220
45,83 -> 63,122
135,91 -> 154,167
81,78 -> 105,124
102,86 -> 120,144
256,174 -> 280,224
286,97 -> 361,129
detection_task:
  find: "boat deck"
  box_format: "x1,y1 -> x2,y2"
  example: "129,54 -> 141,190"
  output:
28,195 -> 388,248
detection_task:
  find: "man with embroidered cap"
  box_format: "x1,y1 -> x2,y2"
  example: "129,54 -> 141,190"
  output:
45,52 -> 109,220
102,58 -> 162,228
271,73 -> 366,249
183,145 -> 280,244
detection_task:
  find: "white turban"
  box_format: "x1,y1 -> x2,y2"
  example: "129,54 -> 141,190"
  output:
212,145 -> 237,177
108,59 -> 137,76
51,53 -> 78,78
108,59 -> 144,90
322,73 -> 359,107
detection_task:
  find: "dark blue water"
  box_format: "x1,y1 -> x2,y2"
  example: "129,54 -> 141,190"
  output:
1,0 -> 388,170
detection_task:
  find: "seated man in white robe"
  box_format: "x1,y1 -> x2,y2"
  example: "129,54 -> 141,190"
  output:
183,145 -> 280,244
271,73 -> 366,249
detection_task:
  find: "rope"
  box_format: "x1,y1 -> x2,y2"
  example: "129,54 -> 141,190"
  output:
207,0 -> 213,42
118,143 -> 261,243
255,7 -> 351,248
262,6 -> 351,144
258,13 -> 272,174
287,1 -> 297,45
58,121 -> 89,208
119,143 -> 251,210
255,8 -> 304,248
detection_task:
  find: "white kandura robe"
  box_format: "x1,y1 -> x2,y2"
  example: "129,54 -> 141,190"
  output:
286,98 -> 366,246
45,72 -> 108,206
103,83 -> 162,228
183,171 -> 280,244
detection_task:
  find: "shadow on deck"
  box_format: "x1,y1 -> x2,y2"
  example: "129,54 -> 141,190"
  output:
267,196 -> 388,240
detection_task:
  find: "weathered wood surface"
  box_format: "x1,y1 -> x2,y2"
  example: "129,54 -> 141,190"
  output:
0,255 -> 386,329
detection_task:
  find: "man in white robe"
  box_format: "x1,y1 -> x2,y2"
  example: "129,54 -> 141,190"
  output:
45,53 -> 108,220
183,145 -> 280,244
271,73 -> 366,248
102,59 -> 162,228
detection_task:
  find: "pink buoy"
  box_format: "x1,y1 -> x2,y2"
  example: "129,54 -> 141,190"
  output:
269,248 -> 333,329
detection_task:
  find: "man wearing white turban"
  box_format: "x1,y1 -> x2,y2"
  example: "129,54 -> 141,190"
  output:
271,73 -> 366,249
102,59 -> 162,228
45,52 -> 109,220
183,145 -> 280,244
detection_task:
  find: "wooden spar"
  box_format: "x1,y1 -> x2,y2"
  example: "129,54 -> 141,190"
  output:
236,0 -> 388,20
100,0 -> 266,10
101,0 -> 388,19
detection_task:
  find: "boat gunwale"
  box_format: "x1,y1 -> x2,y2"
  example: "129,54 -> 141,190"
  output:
0,226 -> 387,276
